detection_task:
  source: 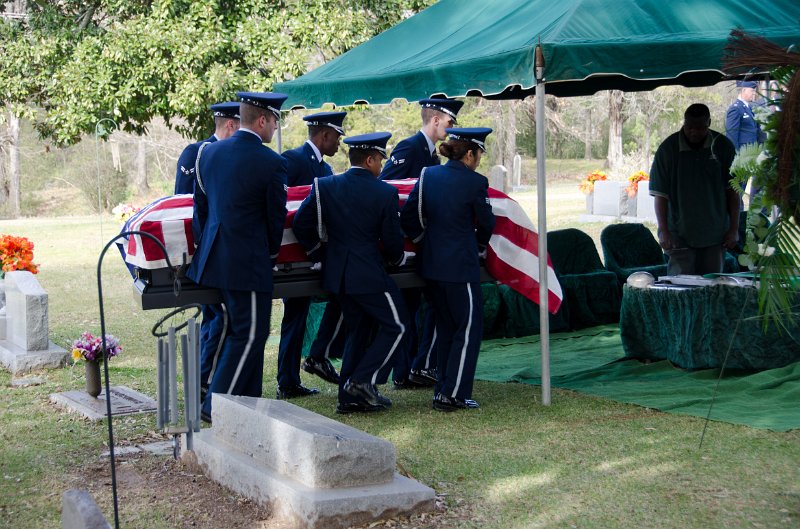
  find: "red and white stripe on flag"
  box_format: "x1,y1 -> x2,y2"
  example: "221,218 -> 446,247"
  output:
123,182 -> 563,313
123,195 -> 195,270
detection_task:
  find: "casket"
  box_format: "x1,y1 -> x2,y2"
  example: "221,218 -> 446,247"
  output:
121,182 -> 561,312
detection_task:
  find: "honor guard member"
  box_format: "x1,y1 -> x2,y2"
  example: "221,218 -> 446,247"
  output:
174,102 -> 240,404
380,96 -> 465,389
726,81 -> 766,150
174,102 -> 240,194
293,132 -> 412,414
277,112 -> 347,398
726,80 -> 767,209
188,91 -> 288,422
401,127 -> 495,412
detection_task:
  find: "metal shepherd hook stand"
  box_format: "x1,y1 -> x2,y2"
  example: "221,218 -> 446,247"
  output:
96,230 -> 200,528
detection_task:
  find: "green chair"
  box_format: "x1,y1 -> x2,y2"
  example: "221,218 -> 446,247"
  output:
547,228 -> 621,329
600,223 -> 667,285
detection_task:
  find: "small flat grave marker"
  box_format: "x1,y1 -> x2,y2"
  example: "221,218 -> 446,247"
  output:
50,385 -> 156,421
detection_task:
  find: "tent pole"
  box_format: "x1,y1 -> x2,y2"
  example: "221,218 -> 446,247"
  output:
535,44 -> 551,406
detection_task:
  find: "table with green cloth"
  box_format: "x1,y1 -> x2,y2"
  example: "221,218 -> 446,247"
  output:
620,284 -> 800,370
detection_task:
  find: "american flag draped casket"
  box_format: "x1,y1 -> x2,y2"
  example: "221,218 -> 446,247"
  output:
121,179 -> 563,313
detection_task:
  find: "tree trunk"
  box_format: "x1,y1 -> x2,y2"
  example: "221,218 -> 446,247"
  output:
503,100 -> 517,169
607,90 -> 624,174
8,112 -> 20,217
644,121 -> 652,171
135,135 -> 149,195
584,107 -> 593,159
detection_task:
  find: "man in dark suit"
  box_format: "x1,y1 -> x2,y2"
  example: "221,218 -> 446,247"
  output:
277,112 -> 347,398
173,102 -> 240,404
188,91 -> 288,422
726,80 -> 767,209
380,97 -> 464,390
174,102 -> 240,194
293,132 -> 411,414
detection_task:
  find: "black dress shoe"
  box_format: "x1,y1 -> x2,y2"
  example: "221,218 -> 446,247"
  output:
276,384 -> 320,399
343,380 -> 392,408
432,393 -> 480,412
409,368 -> 438,386
392,378 -> 415,390
200,411 -> 213,424
302,356 -> 340,384
393,377 -> 428,389
335,401 -> 385,414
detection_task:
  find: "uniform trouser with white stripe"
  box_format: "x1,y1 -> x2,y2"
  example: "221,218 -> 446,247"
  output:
427,280 -> 483,400
412,290 -> 438,371
200,303 -> 227,388
277,297 -> 311,387
337,286 -> 408,404
377,287 -> 420,384
307,297 -> 345,360
202,289 -> 271,416
278,297 -> 344,386
277,297 -> 345,387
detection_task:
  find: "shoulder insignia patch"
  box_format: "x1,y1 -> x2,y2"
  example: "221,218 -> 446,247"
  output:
180,166 -> 195,176
391,156 -> 405,166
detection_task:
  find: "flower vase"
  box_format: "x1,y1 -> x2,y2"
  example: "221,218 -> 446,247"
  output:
585,193 -> 594,214
0,277 -> 5,315
85,360 -> 102,398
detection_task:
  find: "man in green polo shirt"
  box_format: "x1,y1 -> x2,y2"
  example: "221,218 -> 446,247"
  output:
649,103 -> 740,275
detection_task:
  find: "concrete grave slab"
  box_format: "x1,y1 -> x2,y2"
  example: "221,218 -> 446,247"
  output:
0,339 -> 67,374
50,385 -> 156,421
211,395 -> 395,489
186,430 -> 434,529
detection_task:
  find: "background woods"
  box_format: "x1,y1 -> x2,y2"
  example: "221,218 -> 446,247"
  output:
2,1 -> 734,218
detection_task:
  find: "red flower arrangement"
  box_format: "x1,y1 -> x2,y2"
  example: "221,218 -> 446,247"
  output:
0,235 -> 39,277
625,171 -> 650,198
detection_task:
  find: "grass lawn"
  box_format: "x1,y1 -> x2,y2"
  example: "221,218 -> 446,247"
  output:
0,184 -> 798,528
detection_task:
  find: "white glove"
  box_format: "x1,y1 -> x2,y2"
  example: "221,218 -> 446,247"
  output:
399,251 -> 415,267
272,265 -> 278,272
478,248 -> 487,259
310,262 -> 322,271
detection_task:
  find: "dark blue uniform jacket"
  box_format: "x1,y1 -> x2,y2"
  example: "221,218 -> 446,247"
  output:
293,167 -> 404,294
175,135 -> 216,194
187,130 -> 287,292
401,160 -> 495,283
380,131 -> 438,181
725,99 -> 766,149
283,142 -> 333,186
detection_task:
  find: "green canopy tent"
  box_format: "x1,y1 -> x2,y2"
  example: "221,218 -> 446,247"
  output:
274,0 -> 800,404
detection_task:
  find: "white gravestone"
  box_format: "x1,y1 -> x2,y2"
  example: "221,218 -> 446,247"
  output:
592,180 -> 627,217
0,271 -> 67,374
635,181 -> 657,221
